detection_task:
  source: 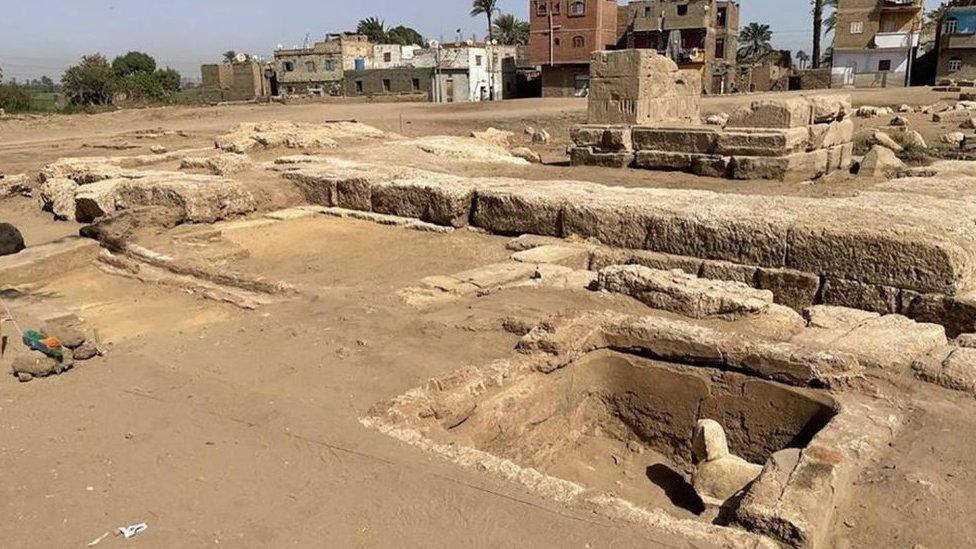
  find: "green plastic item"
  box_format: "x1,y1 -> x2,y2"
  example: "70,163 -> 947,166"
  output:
22,329 -> 63,360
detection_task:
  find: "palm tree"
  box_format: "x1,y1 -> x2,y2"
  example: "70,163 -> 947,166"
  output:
738,23 -> 773,63
471,0 -> 500,42
822,0 -> 838,35
357,17 -> 388,43
811,0 -> 824,69
493,13 -> 529,45
796,50 -> 810,70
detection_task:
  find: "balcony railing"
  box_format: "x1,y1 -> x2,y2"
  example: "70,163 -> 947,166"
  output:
874,31 -> 919,49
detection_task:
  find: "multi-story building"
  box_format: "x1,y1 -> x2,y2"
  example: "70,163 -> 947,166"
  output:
936,3 -> 976,83
831,0 -> 923,88
528,0 -> 620,97
617,0 -> 740,93
273,33 -> 371,95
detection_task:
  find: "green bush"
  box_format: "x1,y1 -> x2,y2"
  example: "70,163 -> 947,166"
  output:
0,82 -> 33,113
62,54 -> 117,106
124,71 -> 165,100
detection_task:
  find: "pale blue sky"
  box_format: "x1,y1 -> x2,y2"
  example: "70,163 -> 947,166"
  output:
0,0 -> 942,81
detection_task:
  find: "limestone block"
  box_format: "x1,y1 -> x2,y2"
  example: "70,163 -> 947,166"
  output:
731,149 -> 829,182
74,179 -> 122,223
901,292 -> 976,337
370,174 -> 476,227
571,125 -> 633,151
821,278 -> 900,314
691,155 -> 732,178
809,119 -> 854,150
858,145 -> 905,178
715,127 -> 810,157
700,259 -> 758,285
631,127 -> 718,153
872,131 -> 903,152
472,182 -> 599,237
589,248 -> 703,276
39,178 -> 79,221
589,95 -> 701,125
569,147 -> 634,168
757,268 -> 821,310
727,98 -> 814,129
597,264 -> 773,319
512,245 -> 590,270
590,49 -> 680,79
633,151 -> 694,170
826,143 -> 854,172
803,305 -> 880,330
570,125 -> 604,147
808,94 -> 852,123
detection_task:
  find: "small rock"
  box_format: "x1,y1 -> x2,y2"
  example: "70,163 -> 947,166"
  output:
510,147 -> 542,163
150,145 -> 167,154
889,116 -> 909,127
48,326 -> 86,349
859,145 -> 906,178
73,342 -> 100,361
960,117 -> 976,130
704,113 -> 729,126
11,354 -> 66,381
531,128 -> 550,144
898,104 -> 912,113
0,222 -> 26,257
942,132 -> 966,145
872,131 -> 904,152
902,130 -> 927,149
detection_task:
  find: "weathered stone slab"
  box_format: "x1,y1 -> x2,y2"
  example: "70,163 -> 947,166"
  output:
757,268 -> 821,310
589,248 -> 703,275
631,127 -> 718,153
727,98 -> 815,129
370,174 -> 476,227
691,155 -> 732,178
512,245 -> 590,270
715,127 -> 810,157
633,150 -> 694,170
700,259 -> 758,285
569,147 -> 634,168
821,278 -> 899,314
731,150 -> 829,182
472,181 -> 599,237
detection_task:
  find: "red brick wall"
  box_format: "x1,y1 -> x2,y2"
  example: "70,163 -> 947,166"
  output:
528,0 -> 619,65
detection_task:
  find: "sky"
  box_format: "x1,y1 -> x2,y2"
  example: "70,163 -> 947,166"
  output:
0,0 -> 944,82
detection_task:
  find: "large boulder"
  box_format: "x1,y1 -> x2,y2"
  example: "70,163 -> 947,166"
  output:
0,222 -> 25,256
859,145 -> 906,178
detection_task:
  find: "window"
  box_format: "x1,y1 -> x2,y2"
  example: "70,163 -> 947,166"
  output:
325,59 -> 336,71
949,58 -> 963,72
552,1 -> 560,15
946,18 -> 958,35
536,1 -> 547,16
572,35 -> 585,48
569,0 -> 584,16
717,7 -> 727,27
850,21 -> 864,34
382,79 -> 391,92
715,38 -> 726,59
283,61 -> 295,72
644,6 -> 651,17
677,4 -> 688,16
411,78 -> 421,91
878,59 -> 892,72
355,80 -> 364,94
475,55 -> 483,66
383,52 -> 392,63
554,37 -> 561,46
305,61 -> 316,72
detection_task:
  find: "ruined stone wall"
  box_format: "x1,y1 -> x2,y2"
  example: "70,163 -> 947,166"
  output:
587,50 -> 701,124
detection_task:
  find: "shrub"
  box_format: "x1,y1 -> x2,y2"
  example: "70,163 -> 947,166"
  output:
0,82 -> 33,113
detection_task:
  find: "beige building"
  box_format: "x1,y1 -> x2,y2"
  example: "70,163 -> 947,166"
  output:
273,33 -> 372,95
200,61 -> 274,102
936,3 -> 976,82
617,0 -> 740,94
831,0 -> 923,88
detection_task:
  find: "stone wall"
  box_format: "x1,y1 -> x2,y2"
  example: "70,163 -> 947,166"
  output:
587,50 -> 701,124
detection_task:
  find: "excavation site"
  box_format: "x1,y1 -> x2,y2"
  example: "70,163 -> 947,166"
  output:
3,47 -> 976,548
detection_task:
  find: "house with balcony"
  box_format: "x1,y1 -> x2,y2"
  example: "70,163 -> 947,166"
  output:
936,4 -> 976,83
273,33 -> 372,95
616,0 -> 739,93
831,0 -> 923,88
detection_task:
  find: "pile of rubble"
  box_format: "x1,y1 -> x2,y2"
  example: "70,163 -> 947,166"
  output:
569,50 -> 854,182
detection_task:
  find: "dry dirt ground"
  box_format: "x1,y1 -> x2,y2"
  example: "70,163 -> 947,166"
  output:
1,88 -> 975,548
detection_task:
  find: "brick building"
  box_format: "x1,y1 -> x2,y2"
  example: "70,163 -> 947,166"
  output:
617,0 -> 740,94
200,61 -> 275,102
273,33 -> 372,95
831,0 -> 923,88
936,3 -> 976,83
528,0 -> 620,97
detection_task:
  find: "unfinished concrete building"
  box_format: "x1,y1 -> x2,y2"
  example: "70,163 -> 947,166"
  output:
528,0 -> 620,97
570,49 -> 853,182
831,0 -> 924,88
342,67 -> 433,99
936,3 -> 976,83
273,33 -> 372,95
617,0 -> 740,94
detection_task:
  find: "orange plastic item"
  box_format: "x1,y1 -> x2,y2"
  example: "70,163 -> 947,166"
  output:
40,336 -> 63,349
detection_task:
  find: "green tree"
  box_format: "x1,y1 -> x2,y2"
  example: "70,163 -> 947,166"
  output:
154,67 -> 182,93
795,50 -> 810,70
223,50 -> 238,63
471,0 -> 499,42
738,23 -> 773,63
0,82 -> 32,113
357,17 -> 388,43
62,54 -> 118,106
123,71 -> 164,100
112,51 -> 157,78
387,25 -> 425,46
493,13 -> 529,45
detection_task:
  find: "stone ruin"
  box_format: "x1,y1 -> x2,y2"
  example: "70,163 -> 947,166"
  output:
570,50 -> 855,182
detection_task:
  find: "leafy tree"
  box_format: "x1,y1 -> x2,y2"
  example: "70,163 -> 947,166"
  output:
357,17 -> 388,43
154,67 -> 182,93
493,13 -> 529,45
738,23 -> 773,63
387,25 -> 425,46
0,82 -> 32,113
124,71 -> 164,100
223,50 -> 238,64
471,0 -> 499,42
795,50 -> 810,70
62,54 -> 118,106
112,51 -> 157,78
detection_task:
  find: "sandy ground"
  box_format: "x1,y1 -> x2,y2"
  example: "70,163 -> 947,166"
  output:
2,87 -> 976,548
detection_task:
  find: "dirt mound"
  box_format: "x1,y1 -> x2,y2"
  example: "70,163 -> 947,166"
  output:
215,121 -> 389,153
402,136 -> 530,165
